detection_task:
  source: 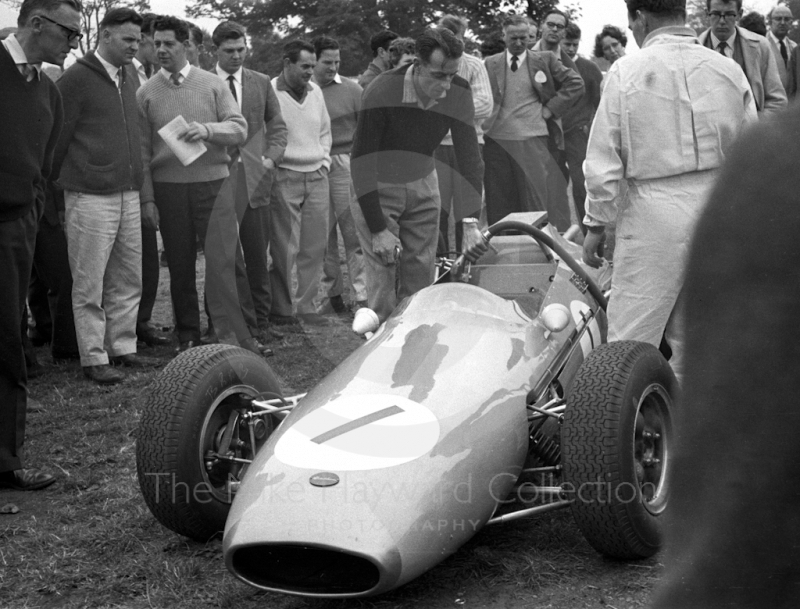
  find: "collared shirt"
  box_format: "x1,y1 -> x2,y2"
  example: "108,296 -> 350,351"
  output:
313,72 -> 343,88
160,62 -> 192,85
401,64 -> 440,110
274,71 -> 311,103
215,64 -> 243,110
2,33 -> 42,80
584,25 -> 757,227
132,57 -> 148,87
710,29 -> 737,58
506,50 -> 527,70
95,49 -> 121,85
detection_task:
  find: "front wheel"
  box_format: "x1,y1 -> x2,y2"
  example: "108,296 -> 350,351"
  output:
136,344 -> 282,541
562,341 -> 676,559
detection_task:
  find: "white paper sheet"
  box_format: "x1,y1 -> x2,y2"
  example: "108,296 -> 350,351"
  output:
157,115 -> 207,166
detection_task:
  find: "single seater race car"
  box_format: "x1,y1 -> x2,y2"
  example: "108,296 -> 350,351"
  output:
136,212 -> 676,598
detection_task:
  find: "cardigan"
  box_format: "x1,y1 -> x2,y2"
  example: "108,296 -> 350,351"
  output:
53,51 -> 143,195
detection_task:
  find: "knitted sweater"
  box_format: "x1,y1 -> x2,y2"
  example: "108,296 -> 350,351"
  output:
0,44 -> 63,221
54,51 -> 143,195
137,66 -> 247,203
315,75 -> 362,155
272,76 -> 332,173
351,64 -> 484,234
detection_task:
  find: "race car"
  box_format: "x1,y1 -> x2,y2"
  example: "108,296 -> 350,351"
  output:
136,212 -> 676,598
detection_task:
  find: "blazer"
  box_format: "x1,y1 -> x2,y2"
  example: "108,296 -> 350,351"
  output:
766,31 -> 796,89
225,67 -> 288,208
482,49 -> 584,148
698,27 -> 787,117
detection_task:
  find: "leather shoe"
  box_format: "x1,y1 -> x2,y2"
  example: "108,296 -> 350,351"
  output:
176,340 -> 199,353
137,327 -> 170,347
269,314 -> 300,326
110,353 -> 160,368
83,364 -> 124,385
240,337 -> 274,357
0,468 -> 56,491
200,328 -> 218,345
298,313 -> 331,327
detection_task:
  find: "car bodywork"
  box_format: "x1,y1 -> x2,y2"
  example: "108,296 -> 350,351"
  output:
137,212 -> 672,600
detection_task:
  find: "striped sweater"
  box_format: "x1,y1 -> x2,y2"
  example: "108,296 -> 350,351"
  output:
137,66 -> 247,203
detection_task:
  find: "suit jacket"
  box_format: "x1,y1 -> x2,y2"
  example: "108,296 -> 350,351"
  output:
698,27 -> 787,117
222,67 -> 288,208
784,44 -> 800,99
766,30 -> 796,89
482,49 -> 584,149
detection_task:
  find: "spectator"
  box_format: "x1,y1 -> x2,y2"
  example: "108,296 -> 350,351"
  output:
269,39 -> 332,327
388,36 -> 415,69
186,22 -> 204,68
532,8 -> 579,233
594,24 -> 627,65
359,29 -> 398,88
560,23 -> 603,235
651,92 -> 800,609
435,14 -> 492,253
351,28 -> 486,323
766,4 -> 795,90
526,19 -> 539,49
482,14 -> 584,230
582,0 -> 756,382
54,7 -> 159,385
739,11 -> 767,36
211,21 -> 287,344
132,12 -> 169,348
1,0 -> 82,491
698,0 -> 787,117
137,16 -> 251,353
311,36 -> 368,315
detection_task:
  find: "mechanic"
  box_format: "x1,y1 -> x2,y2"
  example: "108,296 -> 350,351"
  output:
581,0 -> 757,382
350,27 -> 486,323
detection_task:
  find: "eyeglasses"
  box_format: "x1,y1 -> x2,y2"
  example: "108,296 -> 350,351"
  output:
708,11 -> 739,22
38,14 -> 83,42
544,21 -> 566,31
773,17 -> 794,23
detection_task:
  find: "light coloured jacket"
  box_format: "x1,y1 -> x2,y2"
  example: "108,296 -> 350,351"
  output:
698,26 -> 787,117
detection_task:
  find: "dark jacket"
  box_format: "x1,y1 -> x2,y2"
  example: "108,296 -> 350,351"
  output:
53,51 -> 143,196
0,44 -> 63,222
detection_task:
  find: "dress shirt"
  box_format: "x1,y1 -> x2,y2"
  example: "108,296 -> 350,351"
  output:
1,33 -> 41,80
506,50 -> 527,70
159,62 -> 192,85
215,65 -> 243,110
709,30 -> 736,58
95,49 -> 121,85
402,63 -> 440,109
132,57 -> 148,87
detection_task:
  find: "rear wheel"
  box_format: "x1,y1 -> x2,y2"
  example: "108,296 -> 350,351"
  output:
136,344 -> 282,540
562,341 -> 675,559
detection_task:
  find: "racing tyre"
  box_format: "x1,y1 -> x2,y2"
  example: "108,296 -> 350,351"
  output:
136,344 -> 282,541
562,340 -> 676,559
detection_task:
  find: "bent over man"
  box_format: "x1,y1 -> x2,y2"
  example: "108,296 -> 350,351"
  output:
351,28 -> 486,323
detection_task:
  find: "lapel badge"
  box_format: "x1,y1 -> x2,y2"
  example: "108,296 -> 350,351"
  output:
534,70 -> 548,84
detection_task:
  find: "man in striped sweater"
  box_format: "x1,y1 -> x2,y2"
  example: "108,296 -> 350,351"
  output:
269,39 -> 332,327
137,16 -> 255,353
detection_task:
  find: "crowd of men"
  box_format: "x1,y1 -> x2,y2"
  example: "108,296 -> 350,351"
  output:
0,0 -> 796,510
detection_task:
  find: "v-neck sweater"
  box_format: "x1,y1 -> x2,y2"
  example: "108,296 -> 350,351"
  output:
271,78 -> 331,173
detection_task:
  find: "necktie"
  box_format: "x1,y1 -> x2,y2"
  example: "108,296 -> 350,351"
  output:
117,69 -> 123,90
781,39 -> 789,68
170,73 -> 181,86
20,63 -> 36,82
511,55 -> 519,72
227,74 -> 238,102
718,41 -> 728,56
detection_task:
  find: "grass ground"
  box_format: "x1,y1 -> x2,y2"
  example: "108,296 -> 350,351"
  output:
1,250 -> 654,609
